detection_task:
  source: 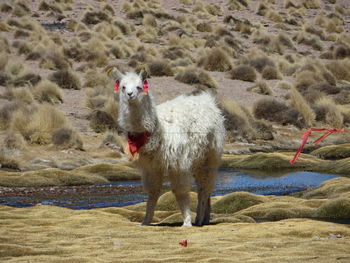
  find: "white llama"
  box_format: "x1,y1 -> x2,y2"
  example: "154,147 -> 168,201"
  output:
111,68 -> 225,226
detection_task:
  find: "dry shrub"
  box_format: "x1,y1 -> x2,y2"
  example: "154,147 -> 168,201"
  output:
82,11 -> 110,25
252,28 -> 285,54
146,60 -> 174,76
0,149 -> 19,170
4,59 -> 26,77
114,19 -> 133,35
197,48 -> 232,72
325,59 -> 350,82
301,0 -> 320,9
32,79 -> 63,104
228,0 -> 249,10
52,127 -> 83,150
175,67 -> 218,89
219,98 -> 256,142
248,55 -> 275,73
227,65 -> 257,82
253,98 -> 304,128
4,132 -> 26,150
89,110 -> 116,133
206,3 -> 222,16
0,52 -> 9,71
103,97 -> 119,123
0,102 -> 23,130
333,44 -> 350,59
1,3 -> 13,12
293,31 -> 325,51
49,70 -> 81,90
196,22 -> 212,32
6,87 -> 34,104
266,9 -> 282,23
136,26 -> 157,43
103,4 -> 115,15
277,81 -> 292,90
84,70 -> 112,89
0,71 -> 11,86
248,80 -> 272,95
295,61 -> 336,91
94,22 -> 122,40
308,83 -> 340,95
12,0 -> 30,17
83,37 -> 109,67
289,88 -> 315,127
314,97 -> 344,128
10,104 -> 69,144
262,66 -> 282,80
11,72 -> 41,87
143,14 -> 157,27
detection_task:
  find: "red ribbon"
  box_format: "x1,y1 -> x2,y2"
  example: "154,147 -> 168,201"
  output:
290,128 -> 345,164
179,240 -> 188,247
127,132 -> 151,156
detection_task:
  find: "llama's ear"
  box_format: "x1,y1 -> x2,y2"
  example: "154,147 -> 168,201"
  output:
143,80 -> 149,93
109,68 -> 124,80
114,80 -> 120,92
139,69 -> 147,81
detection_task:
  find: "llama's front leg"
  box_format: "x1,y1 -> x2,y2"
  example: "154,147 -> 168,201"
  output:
173,191 -> 192,227
170,173 -> 192,227
142,190 -> 161,225
142,172 -> 162,226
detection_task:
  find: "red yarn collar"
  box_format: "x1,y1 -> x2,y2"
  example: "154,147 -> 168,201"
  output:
127,132 -> 151,156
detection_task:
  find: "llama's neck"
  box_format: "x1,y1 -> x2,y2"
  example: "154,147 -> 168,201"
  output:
118,95 -> 159,134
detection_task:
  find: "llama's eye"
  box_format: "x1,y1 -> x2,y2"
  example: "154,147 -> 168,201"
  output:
122,86 -> 126,91
137,86 -> 142,90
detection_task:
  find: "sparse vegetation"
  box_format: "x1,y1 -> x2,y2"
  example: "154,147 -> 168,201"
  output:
227,65 -> 257,82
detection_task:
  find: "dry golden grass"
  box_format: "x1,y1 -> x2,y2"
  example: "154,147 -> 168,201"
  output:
175,67 -> 218,89
3,132 -> 26,150
227,65 -> 257,82
9,104 -> 69,145
49,69 -> 81,90
1,204 -> 349,262
314,97 -> 344,128
32,79 -> 63,104
219,98 -> 256,142
289,87 -> 316,127
197,48 -> 232,72
52,127 -> 83,150
253,98 -> 304,128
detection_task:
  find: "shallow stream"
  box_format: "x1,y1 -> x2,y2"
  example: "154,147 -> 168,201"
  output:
0,169 -> 342,209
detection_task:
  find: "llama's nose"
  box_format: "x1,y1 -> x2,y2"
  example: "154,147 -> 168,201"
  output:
127,92 -> 133,97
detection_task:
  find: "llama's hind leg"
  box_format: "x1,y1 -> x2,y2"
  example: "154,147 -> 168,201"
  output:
169,173 -> 192,227
194,166 -> 217,226
142,172 -> 163,225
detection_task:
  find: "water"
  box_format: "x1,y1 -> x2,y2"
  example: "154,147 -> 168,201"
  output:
0,170 -> 340,209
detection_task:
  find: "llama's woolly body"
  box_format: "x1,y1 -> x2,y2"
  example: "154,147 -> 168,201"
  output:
113,70 -> 225,226
156,93 -> 225,171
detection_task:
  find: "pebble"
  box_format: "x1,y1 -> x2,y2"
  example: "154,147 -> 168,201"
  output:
328,233 -> 344,239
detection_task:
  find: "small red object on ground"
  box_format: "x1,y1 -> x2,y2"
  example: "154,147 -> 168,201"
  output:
290,128 -> 345,164
179,240 -> 188,247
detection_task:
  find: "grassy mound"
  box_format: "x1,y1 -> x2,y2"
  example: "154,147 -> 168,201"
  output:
212,192 -> 266,214
73,163 -> 140,181
155,191 -> 198,211
221,153 -> 326,171
311,144 -> 350,159
0,168 -> 107,187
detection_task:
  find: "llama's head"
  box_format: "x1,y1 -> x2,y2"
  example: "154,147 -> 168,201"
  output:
110,68 -> 149,103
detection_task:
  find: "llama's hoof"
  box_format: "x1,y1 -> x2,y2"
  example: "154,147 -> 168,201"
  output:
182,222 -> 192,227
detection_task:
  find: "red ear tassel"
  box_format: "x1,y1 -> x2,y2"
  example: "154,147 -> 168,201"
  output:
114,80 -> 120,92
143,80 -> 149,93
